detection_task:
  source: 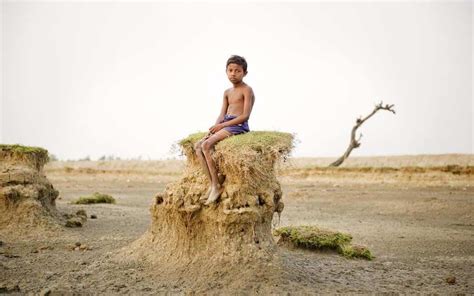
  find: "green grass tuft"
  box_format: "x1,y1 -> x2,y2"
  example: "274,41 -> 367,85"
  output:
72,192 -> 116,205
274,225 -> 373,260
178,132 -> 208,148
219,131 -> 293,150
274,225 -> 352,250
0,144 -> 50,169
338,244 -> 374,260
180,131 -> 293,154
0,144 -> 48,155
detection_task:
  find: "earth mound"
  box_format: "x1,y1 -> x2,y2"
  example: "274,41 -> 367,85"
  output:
1,145 -> 64,235
121,131 -> 294,290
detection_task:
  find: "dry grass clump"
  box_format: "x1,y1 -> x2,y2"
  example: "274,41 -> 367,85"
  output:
64,210 -> 88,227
274,226 -> 373,260
179,131 -> 294,190
0,144 -> 49,170
72,192 -> 116,205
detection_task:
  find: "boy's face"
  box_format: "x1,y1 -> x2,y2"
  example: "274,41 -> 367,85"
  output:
226,63 -> 246,84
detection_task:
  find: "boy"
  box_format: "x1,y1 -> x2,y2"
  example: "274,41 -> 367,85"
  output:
194,55 -> 255,205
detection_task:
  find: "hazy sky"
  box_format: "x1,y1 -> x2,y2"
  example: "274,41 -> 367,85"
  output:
1,1 -> 472,160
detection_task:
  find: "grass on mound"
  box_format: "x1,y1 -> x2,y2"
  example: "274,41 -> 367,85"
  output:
72,192 -> 116,205
179,131 -> 294,155
0,144 -> 50,169
338,244 -> 374,260
0,144 -> 48,155
179,132 -> 207,148
274,225 -> 373,260
179,131 -> 294,188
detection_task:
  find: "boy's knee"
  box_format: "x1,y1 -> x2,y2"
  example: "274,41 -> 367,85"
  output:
201,140 -> 212,152
194,142 -> 202,153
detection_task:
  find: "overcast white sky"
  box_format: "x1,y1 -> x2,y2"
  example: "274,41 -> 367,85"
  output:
1,1 -> 472,160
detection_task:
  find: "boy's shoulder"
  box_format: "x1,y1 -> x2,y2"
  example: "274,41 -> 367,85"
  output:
225,83 -> 253,93
241,82 -> 253,90
242,83 -> 253,91
241,84 -> 254,96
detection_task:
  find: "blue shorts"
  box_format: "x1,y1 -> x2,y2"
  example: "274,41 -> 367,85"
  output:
221,114 -> 250,135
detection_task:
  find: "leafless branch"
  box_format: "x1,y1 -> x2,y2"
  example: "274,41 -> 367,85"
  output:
329,101 -> 396,167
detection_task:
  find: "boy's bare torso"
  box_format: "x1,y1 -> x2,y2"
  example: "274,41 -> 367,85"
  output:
224,84 -> 255,116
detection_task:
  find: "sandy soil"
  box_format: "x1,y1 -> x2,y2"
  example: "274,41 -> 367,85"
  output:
1,155 -> 473,294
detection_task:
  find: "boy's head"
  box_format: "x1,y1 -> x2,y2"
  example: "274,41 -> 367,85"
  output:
226,55 -> 247,74
226,55 -> 247,84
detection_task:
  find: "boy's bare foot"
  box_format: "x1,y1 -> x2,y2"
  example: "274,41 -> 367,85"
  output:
199,187 -> 212,201
205,186 -> 223,205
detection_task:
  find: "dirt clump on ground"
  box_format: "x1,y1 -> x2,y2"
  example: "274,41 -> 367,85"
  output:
120,131 -> 294,290
72,192 -> 116,204
0,145 -> 83,235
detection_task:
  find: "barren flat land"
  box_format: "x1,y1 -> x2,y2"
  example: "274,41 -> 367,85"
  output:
1,154 -> 473,294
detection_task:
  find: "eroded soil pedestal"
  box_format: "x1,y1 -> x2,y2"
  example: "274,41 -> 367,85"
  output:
122,132 -> 293,288
0,145 -> 61,234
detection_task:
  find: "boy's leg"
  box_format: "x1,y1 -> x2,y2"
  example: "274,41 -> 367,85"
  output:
195,135 -> 214,200
201,129 -> 232,204
194,136 -> 212,182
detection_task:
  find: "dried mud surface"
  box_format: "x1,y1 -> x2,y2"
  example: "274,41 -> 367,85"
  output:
1,156 -> 473,294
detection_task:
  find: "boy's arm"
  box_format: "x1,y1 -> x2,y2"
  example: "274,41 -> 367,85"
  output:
215,91 -> 228,124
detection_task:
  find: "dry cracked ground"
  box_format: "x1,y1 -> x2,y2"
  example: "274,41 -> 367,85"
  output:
1,155 -> 473,294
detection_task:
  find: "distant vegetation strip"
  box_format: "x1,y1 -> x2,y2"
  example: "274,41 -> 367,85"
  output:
45,167 -> 182,175
45,163 -> 474,176
280,165 -> 474,176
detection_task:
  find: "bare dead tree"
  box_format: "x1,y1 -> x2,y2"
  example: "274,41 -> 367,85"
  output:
329,101 -> 396,167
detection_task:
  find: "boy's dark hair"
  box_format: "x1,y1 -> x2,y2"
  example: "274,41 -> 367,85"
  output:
226,55 -> 248,74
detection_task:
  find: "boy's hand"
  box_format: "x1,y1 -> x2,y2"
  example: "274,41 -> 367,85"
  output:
209,123 -> 224,134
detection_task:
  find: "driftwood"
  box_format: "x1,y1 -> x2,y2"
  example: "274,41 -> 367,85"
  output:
329,101 -> 395,167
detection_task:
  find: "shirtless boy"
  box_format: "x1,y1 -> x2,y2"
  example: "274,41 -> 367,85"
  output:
194,55 -> 255,205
